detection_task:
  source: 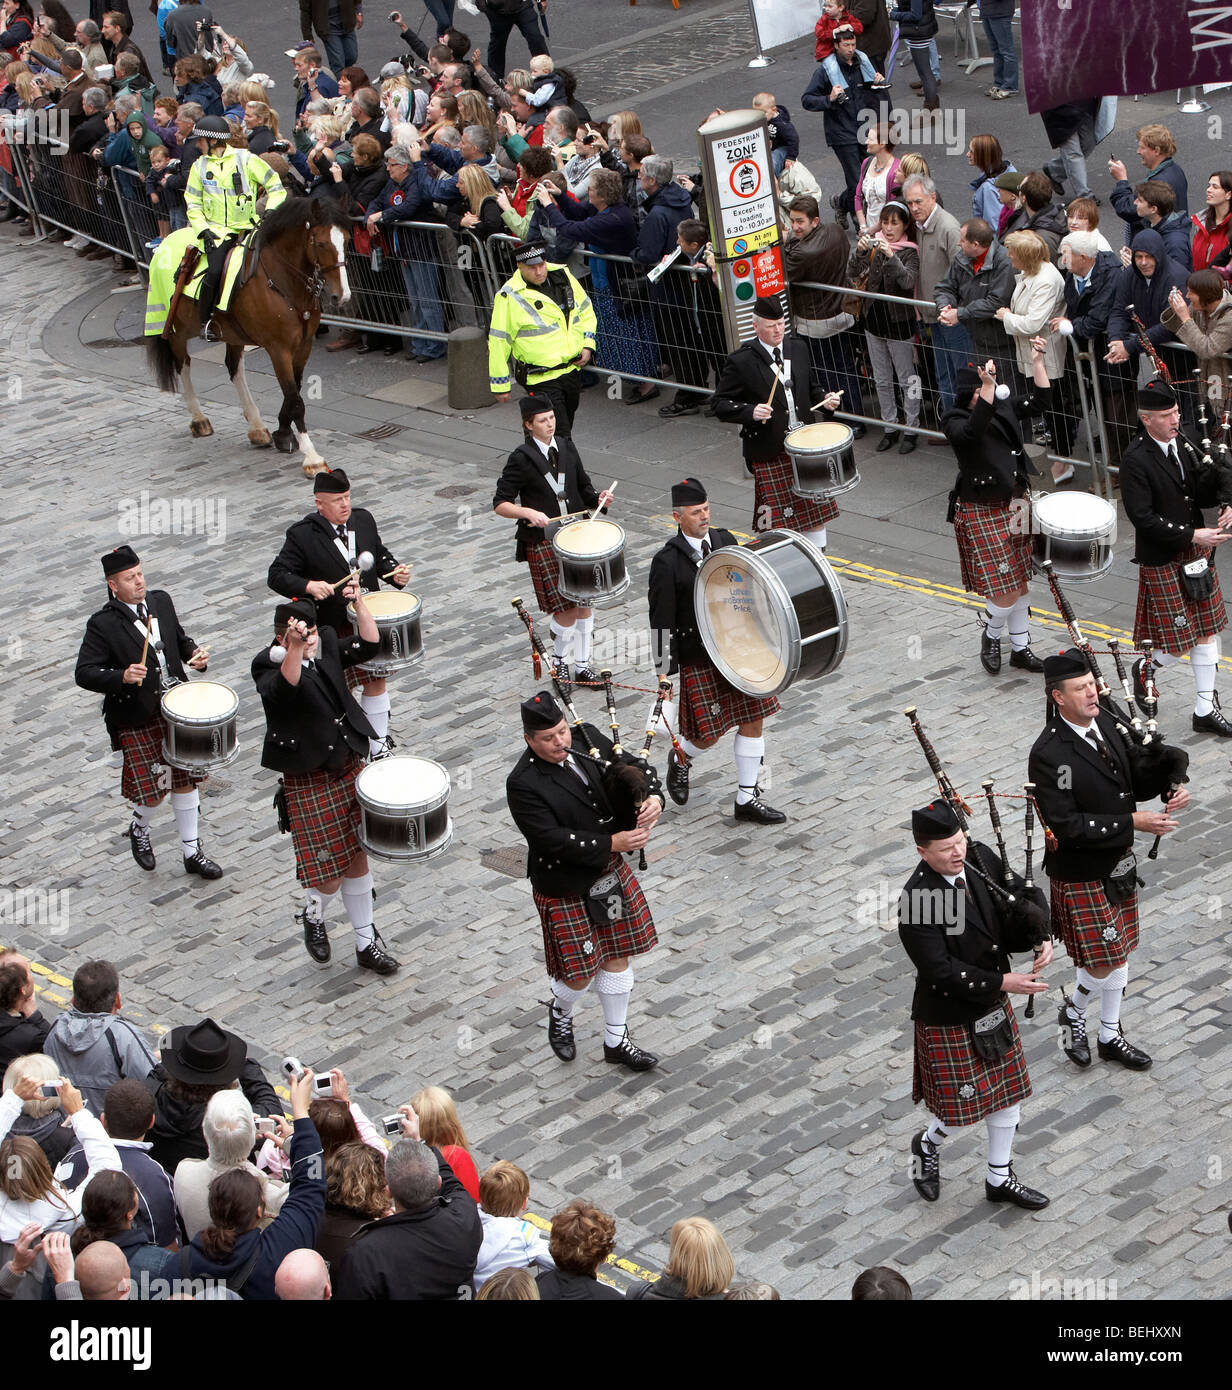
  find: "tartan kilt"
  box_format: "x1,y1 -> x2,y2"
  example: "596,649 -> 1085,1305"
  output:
524,537 -> 568,617
912,1001 -> 1032,1128
1133,546 -> 1226,655
281,755 -> 364,888
751,453 -> 839,533
678,661 -> 781,744
953,499 -> 1032,600
533,855 -> 658,981
120,712 -> 199,804
1050,878 -> 1139,970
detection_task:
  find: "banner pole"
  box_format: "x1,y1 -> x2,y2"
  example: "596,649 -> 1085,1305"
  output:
746,0 -> 775,68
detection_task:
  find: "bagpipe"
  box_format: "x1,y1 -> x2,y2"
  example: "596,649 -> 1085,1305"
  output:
513,598 -> 668,869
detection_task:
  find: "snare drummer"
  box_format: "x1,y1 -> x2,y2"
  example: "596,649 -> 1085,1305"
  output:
493,396 -> 616,684
712,296 -> 843,552
1118,376 -> 1232,735
251,594 -> 400,976
941,348 -> 1050,676
647,478 -> 787,824
267,468 -> 411,760
74,546 -> 224,881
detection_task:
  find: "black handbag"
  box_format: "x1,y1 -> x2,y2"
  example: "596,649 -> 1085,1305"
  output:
1103,851 -> 1141,905
969,1001 -> 1014,1061
1179,555 -> 1215,600
585,867 -> 626,928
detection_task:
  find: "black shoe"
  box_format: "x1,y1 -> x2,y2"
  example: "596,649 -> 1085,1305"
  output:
733,789 -> 786,824
898,431 -> 917,454
1132,655 -> 1150,714
625,385 -> 660,405
297,906 -> 331,966
1058,994 -> 1091,1068
382,343 -> 401,356
603,1027 -> 659,1071
985,1166 -> 1050,1209
829,192 -> 850,230
876,429 -> 900,452
183,845 -> 223,880
658,398 -> 699,418
543,1000 -> 576,1061
980,628 -> 1002,675
1192,693 -> 1232,736
356,929 -> 399,976
355,339 -> 374,354
1097,1027 -> 1152,1070
910,1130 -> 940,1202
572,664 -> 599,686
1009,646 -> 1045,673
369,735 -> 397,760
666,749 -> 690,805
127,820 -> 155,872
851,422 -> 867,439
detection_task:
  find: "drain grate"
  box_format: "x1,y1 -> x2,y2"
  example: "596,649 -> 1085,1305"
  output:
480,846 -> 527,879
435,484 -> 478,499
352,423 -> 404,440
83,337 -> 142,350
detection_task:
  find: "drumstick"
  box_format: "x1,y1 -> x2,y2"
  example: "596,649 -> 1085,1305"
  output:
139,613 -> 152,667
381,564 -> 412,580
331,568 -> 360,591
762,370 -> 782,410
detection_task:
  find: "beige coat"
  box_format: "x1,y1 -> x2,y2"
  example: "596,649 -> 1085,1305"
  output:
914,203 -> 962,323
1001,262 -> 1066,377
1162,293 -> 1232,404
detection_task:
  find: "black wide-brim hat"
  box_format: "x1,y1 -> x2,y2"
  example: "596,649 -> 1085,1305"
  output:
160,1017 -> 247,1085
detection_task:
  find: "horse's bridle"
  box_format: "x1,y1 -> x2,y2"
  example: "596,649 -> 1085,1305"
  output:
259,223 -> 345,322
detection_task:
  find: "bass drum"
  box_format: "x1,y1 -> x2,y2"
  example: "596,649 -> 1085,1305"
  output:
693,530 -> 848,697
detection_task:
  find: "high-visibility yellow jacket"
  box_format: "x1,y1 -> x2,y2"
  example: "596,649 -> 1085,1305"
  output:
185,146 -> 286,238
488,265 -> 597,392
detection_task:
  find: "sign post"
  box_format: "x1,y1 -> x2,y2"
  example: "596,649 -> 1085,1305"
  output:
697,109 -> 789,352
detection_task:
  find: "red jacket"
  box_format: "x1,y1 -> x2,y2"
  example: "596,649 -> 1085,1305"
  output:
814,9 -> 863,61
1192,209 -> 1232,273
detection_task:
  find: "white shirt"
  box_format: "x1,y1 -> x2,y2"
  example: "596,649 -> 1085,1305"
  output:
1061,713 -> 1105,745
757,337 -> 791,382
122,599 -> 167,673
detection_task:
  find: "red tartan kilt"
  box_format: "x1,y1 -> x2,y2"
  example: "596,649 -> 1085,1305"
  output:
912,1001 -> 1031,1128
1050,878 -> 1139,969
524,538 -> 568,616
281,755 -> 364,888
533,855 -> 658,980
953,499 -> 1032,600
1133,546 -> 1226,655
752,453 -> 839,533
120,713 -> 200,804
678,662 -> 781,744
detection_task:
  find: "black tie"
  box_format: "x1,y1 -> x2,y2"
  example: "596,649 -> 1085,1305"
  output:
701,538 -> 711,559
548,444 -> 559,478
1167,443 -> 1184,480
336,524 -> 347,540
771,347 -> 783,370
136,602 -> 148,623
1087,730 -> 1117,770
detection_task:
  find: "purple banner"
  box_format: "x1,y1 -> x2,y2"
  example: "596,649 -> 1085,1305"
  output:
1022,0 -> 1232,112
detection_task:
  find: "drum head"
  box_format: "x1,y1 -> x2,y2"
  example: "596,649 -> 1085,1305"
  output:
555,518 -> 623,556
162,681 -> 237,718
786,421 -> 852,450
363,591 -> 421,618
356,755 -> 449,811
1034,490 -> 1117,539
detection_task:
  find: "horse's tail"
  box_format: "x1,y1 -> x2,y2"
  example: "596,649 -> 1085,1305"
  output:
145,335 -> 181,394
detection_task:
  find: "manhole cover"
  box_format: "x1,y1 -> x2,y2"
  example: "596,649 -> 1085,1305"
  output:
480,846 -> 527,878
353,423 -> 404,440
435,484 -> 477,499
83,337 -> 141,349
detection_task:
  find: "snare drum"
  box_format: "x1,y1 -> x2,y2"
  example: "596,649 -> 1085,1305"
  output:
694,530 -> 848,696
355,756 -> 453,862
160,680 -> 240,775
347,591 -> 423,675
552,518 -> 630,607
785,421 -> 860,500
1032,491 -> 1117,582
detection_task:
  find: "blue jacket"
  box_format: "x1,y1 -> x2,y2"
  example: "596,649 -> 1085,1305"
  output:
370,171 -> 437,224
765,105 -> 799,161
631,177 -> 694,270
542,197 -> 636,257
1063,250 -> 1121,344
801,56 -> 876,146
971,163 -> 1015,226
1107,228 -> 1187,350
177,79 -> 224,118
1110,157 -> 1189,234
295,70 -> 339,121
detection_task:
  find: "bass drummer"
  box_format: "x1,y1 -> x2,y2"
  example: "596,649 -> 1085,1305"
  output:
267,469 -> 411,760
251,594 -> 400,977
75,545 -> 224,881
647,477 -> 786,825
941,344 -> 1049,676
493,397 -> 616,685
712,295 -> 843,551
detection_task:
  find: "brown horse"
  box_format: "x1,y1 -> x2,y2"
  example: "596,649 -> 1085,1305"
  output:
145,197 -> 352,477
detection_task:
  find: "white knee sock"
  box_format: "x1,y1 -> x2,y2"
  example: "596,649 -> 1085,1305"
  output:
1098,964 -> 1129,1042
676,734 -> 703,761
922,1115 -> 951,1149
360,691 -> 390,739
985,1102 -> 1021,1186
1188,639 -> 1219,717
551,976 -> 587,1017
983,598 -> 1014,640
169,789 -> 200,855
595,965 -> 634,1047
1067,967 -> 1099,1014
804,526 -> 828,552
551,619 -> 574,663
1006,595 -> 1032,652
129,802 -> 157,829
303,885 -> 337,920
733,733 -> 765,805
340,872 -> 375,949
1153,650 -> 1179,667
575,615 -> 594,667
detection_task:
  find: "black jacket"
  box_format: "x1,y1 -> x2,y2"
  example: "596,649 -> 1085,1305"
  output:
1023,203 -> 1068,263
345,115 -> 391,153
333,1147 -> 482,1300
1118,430 -> 1232,567
941,385 -> 1047,509
0,1010 -> 52,1073
147,1058 -> 281,1175
713,336 -> 827,464
1063,251 -> 1121,347
801,54 -> 877,147
897,841 -> 1039,1025
537,1267 -> 625,1300
933,237 -> 1017,360
268,509 -> 400,635
506,724 -> 665,897
492,437 -> 600,561
75,591 -> 197,730
1027,708 -> 1148,881
647,526 -> 740,675
252,627 -> 378,774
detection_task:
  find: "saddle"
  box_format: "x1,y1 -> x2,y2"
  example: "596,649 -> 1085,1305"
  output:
162,231 -> 260,340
